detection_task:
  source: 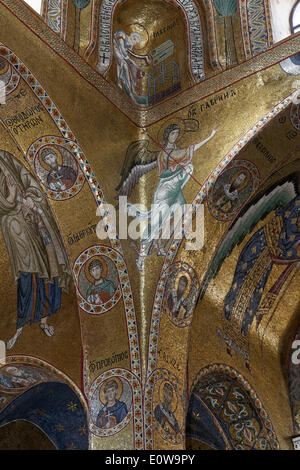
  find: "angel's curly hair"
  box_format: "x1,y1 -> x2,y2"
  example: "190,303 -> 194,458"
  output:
162,124 -> 180,145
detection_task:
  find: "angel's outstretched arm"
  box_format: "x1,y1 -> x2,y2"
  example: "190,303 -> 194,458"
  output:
194,125 -> 218,152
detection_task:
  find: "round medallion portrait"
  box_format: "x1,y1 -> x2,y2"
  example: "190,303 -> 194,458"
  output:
74,246 -> 122,314
27,136 -> 85,200
153,378 -> 184,445
89,376 -> 132,437
162,262 -> 199,327
207,160 -> 260,221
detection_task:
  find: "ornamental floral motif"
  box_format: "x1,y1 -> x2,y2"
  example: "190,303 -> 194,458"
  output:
187,364 -> 280,450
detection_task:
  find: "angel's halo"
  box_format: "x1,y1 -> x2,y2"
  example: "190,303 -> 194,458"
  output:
157,117 -> 187,146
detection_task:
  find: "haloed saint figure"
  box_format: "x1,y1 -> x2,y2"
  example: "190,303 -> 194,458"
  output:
154,382 -> 180,436
40,147 -> 77,191
0,150 -> 71,349
86,258 -> 116,305
214,171 -> 248,212
167,274 -> 189,319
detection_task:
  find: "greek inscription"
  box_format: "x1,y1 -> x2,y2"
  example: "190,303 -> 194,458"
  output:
157,348 -> 181,372
197,90 -> 237,113
252,136 -> 276,164
153,19 -> 180,38
67,221 -> 98,246
89,350 -> 129,373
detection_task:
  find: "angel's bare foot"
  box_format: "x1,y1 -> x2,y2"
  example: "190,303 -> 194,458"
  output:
7,327 -> 23,350
40,319 -> 54,337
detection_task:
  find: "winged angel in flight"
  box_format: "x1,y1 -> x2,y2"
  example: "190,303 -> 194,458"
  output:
115,120 -> 218,270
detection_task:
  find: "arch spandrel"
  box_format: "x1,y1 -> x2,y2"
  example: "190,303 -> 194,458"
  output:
0,8 -> 142,448
186,104 -> 300,450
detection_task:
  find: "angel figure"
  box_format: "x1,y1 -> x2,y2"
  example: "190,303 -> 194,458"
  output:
115,121 -> 218,270
199,176 -> 300,369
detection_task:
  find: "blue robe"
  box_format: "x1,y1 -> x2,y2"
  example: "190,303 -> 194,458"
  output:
96,400 -> 128,428
17,274 -> 61,329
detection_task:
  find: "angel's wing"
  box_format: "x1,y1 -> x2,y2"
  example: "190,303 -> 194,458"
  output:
115,140 -> 159,199
199,181 -> 297,299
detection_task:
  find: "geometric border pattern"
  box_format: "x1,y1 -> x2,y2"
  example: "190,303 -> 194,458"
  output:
145,91 -> 294,394
0,42 -> 141,379
1,0 -> 300,125
240,0 -> 273,59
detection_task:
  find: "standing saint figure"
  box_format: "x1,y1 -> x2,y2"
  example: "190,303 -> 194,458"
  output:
0,150 -> 72,349
115,122 -> 218,270
199,180 -> 300,368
